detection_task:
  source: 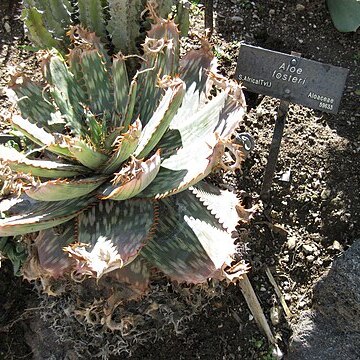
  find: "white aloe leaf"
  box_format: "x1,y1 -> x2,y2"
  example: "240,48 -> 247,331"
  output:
101,150 -> 161,200
26,175 -> 108,201
190,181 -> 240,231
67,138 -> 109,170
178,39 -> 216,110
0,196 -> 96,237
11,114 -> 54,147
11,115 -> 73,158
35,221 -> 75,278
141,189 -> 238,283
134,80 -> 185,159
140,135 -> 225,198
102,118 -> 142,174
67,199 -> 158,278
0,145 -> 89,178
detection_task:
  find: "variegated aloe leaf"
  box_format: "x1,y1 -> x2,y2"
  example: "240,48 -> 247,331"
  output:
79,49 -> 113,115
101,150 -> 161,200
0,145 -> 89,179
112,53 -> 130,119
42,51 -> 87,136
136,17 -> 180,125
77,0 -> 107,41
26,176 -> 108,201
35,221 -> 75,278
106,255 -> 150,293
0,196 -> 96,237
65,199 -> 158,278
141,188 -> 238,283
7,75 -> 63,133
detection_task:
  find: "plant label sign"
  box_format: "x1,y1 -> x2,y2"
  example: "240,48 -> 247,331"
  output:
235,43 -> 349,114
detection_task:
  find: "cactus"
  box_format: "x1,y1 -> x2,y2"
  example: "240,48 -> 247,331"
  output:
1,17 -> 248,294
22,0 -> 190,54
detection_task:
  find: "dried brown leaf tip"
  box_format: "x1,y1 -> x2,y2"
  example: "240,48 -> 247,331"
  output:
235,203 -> 258,223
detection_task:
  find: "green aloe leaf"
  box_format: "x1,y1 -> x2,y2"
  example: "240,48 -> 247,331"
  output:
134,80 -> 185,159
141,189 -> 237,283
0,145 -> 89,178
23,0 -> 74,41
26,176 -> 108,201
101,150 -> 161,200
122,78 -> 138,131
35,221 -> 75,278
67,138 -> 109,170
21,7 -> 61,49
327,0 -> 360,32
66,199 -> 158,278
0,196 -> 96,237
102,118 -> 142,174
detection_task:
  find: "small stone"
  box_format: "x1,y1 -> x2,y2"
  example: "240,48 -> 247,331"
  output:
287,236 -> 297,250
321,189 -> 331,200
269,9 -> 275,16
270,305 -> 281,325
302,244 -> 314,254
230,16 -> 243,22
296,4 -> 305,11
306,255 -> 315,262
332,240 -> 342,251
260,286 -> 266,292
4,21 -> 11,33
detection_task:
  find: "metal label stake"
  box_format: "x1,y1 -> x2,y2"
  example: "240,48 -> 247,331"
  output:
260,98 -> 289,200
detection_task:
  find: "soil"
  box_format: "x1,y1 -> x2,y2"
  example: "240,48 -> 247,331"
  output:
0,0 -> 359,359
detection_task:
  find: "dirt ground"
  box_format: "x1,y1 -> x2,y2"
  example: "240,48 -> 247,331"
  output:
0,0 -> 359,359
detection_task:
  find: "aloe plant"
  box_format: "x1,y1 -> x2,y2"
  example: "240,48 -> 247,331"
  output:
22,0 -> 190,54
1,17 -> 248,292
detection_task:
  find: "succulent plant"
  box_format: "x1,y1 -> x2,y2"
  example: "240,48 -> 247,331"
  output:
22,0 -> 190,54
0,16 -> 248,294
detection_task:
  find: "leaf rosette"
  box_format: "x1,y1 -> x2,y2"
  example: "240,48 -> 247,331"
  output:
0,17 -> 248,292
